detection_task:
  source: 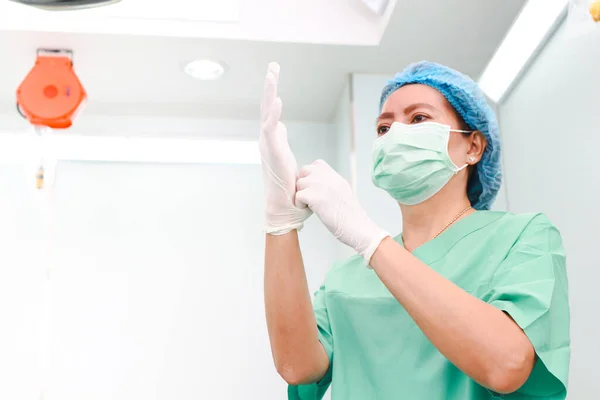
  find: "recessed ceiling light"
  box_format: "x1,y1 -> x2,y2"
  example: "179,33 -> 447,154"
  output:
184,59 -> 226,81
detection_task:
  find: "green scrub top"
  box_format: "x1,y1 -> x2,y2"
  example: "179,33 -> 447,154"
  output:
289,211 -> 570,400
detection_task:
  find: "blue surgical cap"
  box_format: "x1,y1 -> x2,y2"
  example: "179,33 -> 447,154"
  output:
379,61 -> 502,211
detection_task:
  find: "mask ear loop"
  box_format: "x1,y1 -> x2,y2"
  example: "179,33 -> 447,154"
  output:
450,128 -> 478,170
449,128 -> 474,134
446,128 -> 475,172
455,163 -> 469,173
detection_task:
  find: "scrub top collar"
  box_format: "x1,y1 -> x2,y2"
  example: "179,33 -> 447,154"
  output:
397,211 -> 506,265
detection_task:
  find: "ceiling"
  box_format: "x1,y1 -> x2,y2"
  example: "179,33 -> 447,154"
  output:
0,0 -> 525,123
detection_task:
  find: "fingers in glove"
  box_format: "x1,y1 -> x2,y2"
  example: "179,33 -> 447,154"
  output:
299,159 -> 330,176
299,163 -> 316,179
263,97 -> 283,137
296,175 -> 313,191
268,62 -> 280,79
295,188 -> 313,209
261,65 -> 280,122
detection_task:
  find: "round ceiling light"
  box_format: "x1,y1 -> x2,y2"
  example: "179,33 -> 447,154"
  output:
184,59 -> 226,81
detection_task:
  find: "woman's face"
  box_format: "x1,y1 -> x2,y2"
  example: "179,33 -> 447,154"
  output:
377,84 -> 485,169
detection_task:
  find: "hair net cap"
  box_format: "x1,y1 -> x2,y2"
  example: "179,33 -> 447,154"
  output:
379,61 -> 502,210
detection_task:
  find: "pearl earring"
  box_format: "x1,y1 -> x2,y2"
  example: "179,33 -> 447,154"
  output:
469,156 -> 476,162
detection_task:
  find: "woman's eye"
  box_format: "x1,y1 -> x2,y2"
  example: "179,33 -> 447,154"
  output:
377,125 -> 390,136
411,114 -> 429,124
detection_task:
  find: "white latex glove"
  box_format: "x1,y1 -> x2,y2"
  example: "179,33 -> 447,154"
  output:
260,63 -> 312,235
295,160 -> 390,263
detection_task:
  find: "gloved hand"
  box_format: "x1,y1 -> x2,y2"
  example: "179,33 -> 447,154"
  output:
295,160 -> 390,263
260,63 -> 312,235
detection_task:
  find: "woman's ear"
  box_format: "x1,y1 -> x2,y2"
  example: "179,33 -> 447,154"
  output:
467,131 -> 487,165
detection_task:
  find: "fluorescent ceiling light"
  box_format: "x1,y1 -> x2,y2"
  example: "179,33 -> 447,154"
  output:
185,60 -> 226,81
478,0 -> 567,103
0,134 -> 260,165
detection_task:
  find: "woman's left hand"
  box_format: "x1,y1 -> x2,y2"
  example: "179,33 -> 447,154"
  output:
295,160 -> 389,262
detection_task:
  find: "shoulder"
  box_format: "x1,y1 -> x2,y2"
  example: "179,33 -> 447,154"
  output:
485,211 -> 561,239
502,211 -> 556,227
498,212 -> 563,247
491,212 -> 566,274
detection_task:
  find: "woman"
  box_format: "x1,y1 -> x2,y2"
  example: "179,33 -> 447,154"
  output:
261,61 -> 570,399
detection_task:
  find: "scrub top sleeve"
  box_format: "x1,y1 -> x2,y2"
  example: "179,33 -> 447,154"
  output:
288,284 -> 334,400
485,214 -> 570,398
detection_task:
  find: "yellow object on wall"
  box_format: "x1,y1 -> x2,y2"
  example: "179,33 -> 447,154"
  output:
591,0 -> 600,22
36,166 -> 44,190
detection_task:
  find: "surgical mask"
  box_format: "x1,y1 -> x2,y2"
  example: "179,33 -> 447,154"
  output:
371,121 -> 469,205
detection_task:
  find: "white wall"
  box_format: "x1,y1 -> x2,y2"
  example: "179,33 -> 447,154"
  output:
499,21 -> 600,399
333,80 -> 352,184
331,79 -> 357,262
0,115 -> 342,400
0,164 -> 46,399
351,74 -> 403,236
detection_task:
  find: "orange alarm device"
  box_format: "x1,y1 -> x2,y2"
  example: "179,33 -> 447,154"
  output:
16,49 -> 87,129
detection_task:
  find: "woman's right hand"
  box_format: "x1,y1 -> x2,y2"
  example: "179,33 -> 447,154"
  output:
260,63 -> 312,235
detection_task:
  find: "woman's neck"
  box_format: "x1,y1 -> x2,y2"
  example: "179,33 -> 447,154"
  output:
400,188 -> 473,252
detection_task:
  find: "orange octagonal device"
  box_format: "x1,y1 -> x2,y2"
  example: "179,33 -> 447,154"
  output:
17,49 -> 87,129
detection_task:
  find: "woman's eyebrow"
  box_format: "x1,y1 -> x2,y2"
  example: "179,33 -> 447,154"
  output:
376,103 -> 440,124
376,112 -> 395,124
403,103 -> 438,115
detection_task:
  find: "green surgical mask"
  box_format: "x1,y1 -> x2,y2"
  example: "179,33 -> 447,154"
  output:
371,122 -> 470,205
